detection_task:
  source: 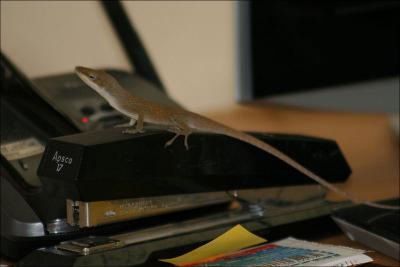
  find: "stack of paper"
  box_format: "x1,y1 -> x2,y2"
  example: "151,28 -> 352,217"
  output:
160,225 -> 372,267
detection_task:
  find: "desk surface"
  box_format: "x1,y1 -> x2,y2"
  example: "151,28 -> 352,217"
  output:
207,104 -> 399,266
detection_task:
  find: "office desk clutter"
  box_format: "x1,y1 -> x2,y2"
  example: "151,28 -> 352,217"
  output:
1,55 -> 350,264
2,54 -> 398,266
161,225 -> 373,267
2,1 -> 399,265
1,56 -> 351,265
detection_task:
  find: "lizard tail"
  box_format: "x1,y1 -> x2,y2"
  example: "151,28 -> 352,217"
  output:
216,127 -> 399,210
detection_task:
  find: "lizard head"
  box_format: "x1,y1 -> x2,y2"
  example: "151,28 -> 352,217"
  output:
75,66 -> 110,91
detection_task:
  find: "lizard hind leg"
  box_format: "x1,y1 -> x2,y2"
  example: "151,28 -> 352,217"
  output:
164,118 -> 192,150
164,132 -> 180,148
164,130 -> 191,150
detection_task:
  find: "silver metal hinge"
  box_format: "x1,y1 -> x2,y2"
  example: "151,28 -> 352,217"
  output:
57,236 -> 124,256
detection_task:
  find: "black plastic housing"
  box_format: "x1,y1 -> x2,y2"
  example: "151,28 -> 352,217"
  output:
38,128 -> 351,201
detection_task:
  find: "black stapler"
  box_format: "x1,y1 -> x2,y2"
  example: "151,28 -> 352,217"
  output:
38,128 -> 351,228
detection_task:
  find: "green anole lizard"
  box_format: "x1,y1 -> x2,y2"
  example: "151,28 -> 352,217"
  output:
75,66 -> 398,210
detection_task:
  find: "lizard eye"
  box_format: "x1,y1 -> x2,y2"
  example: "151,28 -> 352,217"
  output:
89,74 -> 96,80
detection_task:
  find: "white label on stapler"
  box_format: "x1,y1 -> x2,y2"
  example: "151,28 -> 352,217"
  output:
51,150 -> 73,172
0,137 -> 45,161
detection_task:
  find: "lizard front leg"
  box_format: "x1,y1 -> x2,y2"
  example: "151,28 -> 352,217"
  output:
114,118 -> 136,128
122,112 -> 144,134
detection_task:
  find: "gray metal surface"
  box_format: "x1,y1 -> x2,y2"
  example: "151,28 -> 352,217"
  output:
0,177 -> 45,237
332,216 -> 399,260
46,218 -> 76,235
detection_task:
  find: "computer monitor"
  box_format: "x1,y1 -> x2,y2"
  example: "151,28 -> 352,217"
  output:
236,1 -> 399,114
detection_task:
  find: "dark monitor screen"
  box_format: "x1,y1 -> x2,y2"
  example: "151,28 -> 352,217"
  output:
237,1 -> 399,108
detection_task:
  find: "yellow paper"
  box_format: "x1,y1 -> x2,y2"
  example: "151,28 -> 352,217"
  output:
160,224 -> 267,266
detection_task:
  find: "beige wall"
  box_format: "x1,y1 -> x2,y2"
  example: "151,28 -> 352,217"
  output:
1,0 -> 235,113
